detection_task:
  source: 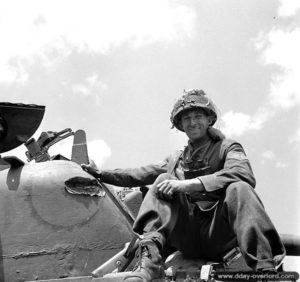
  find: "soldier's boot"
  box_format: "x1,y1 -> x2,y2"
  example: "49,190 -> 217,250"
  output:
123,238 -> 165,282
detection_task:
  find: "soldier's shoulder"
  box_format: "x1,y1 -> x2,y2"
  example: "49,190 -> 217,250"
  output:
219,138 -> 243,151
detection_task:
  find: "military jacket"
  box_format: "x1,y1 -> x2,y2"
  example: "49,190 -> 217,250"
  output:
100,137 -> 256,199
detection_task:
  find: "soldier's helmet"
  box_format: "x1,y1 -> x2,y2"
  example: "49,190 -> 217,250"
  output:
170,89 -> 217,131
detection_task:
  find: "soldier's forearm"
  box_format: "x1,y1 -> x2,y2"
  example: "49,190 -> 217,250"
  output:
184,178 -> 205,193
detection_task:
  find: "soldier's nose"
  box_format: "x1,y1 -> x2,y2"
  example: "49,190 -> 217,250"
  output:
190,118 -> 197,125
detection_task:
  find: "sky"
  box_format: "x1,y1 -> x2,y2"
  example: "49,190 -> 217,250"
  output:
0,0 -> 299,247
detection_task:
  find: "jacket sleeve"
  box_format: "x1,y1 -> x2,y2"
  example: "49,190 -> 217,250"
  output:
99,160 -> 168,187
199,140 -> 256,192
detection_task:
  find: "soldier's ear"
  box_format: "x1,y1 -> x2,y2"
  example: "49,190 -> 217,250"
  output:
208,116 -> 214,126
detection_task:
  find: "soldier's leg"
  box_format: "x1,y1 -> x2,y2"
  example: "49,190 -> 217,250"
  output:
125,173 -> 199,282
174,181 -> 286,269
132,174 -> 237,260
221,181 -> 285,270
133,173 -> 199,251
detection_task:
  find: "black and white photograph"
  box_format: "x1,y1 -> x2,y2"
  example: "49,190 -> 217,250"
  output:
0,0 -> 299,281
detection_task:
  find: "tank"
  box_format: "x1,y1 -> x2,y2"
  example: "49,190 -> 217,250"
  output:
0,103 -> 134,281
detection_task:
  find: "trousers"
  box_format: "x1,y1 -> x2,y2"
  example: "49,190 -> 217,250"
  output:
132,173 -> 286,271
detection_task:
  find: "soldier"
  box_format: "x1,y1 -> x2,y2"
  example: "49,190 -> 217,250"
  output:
82,89 -> 285,282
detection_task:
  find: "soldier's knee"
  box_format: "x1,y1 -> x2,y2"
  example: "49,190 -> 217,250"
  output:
149,173 -> 177,194
225,181 -> 255,200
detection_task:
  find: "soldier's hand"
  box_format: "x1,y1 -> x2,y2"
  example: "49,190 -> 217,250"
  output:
81,163 -> 101,178
156,178 -> 204,201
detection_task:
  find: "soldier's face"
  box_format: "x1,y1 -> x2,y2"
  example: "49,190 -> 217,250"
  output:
180,109 -> 212,142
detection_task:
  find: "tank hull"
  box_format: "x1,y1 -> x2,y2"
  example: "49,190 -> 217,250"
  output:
0,160 -> 133,281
